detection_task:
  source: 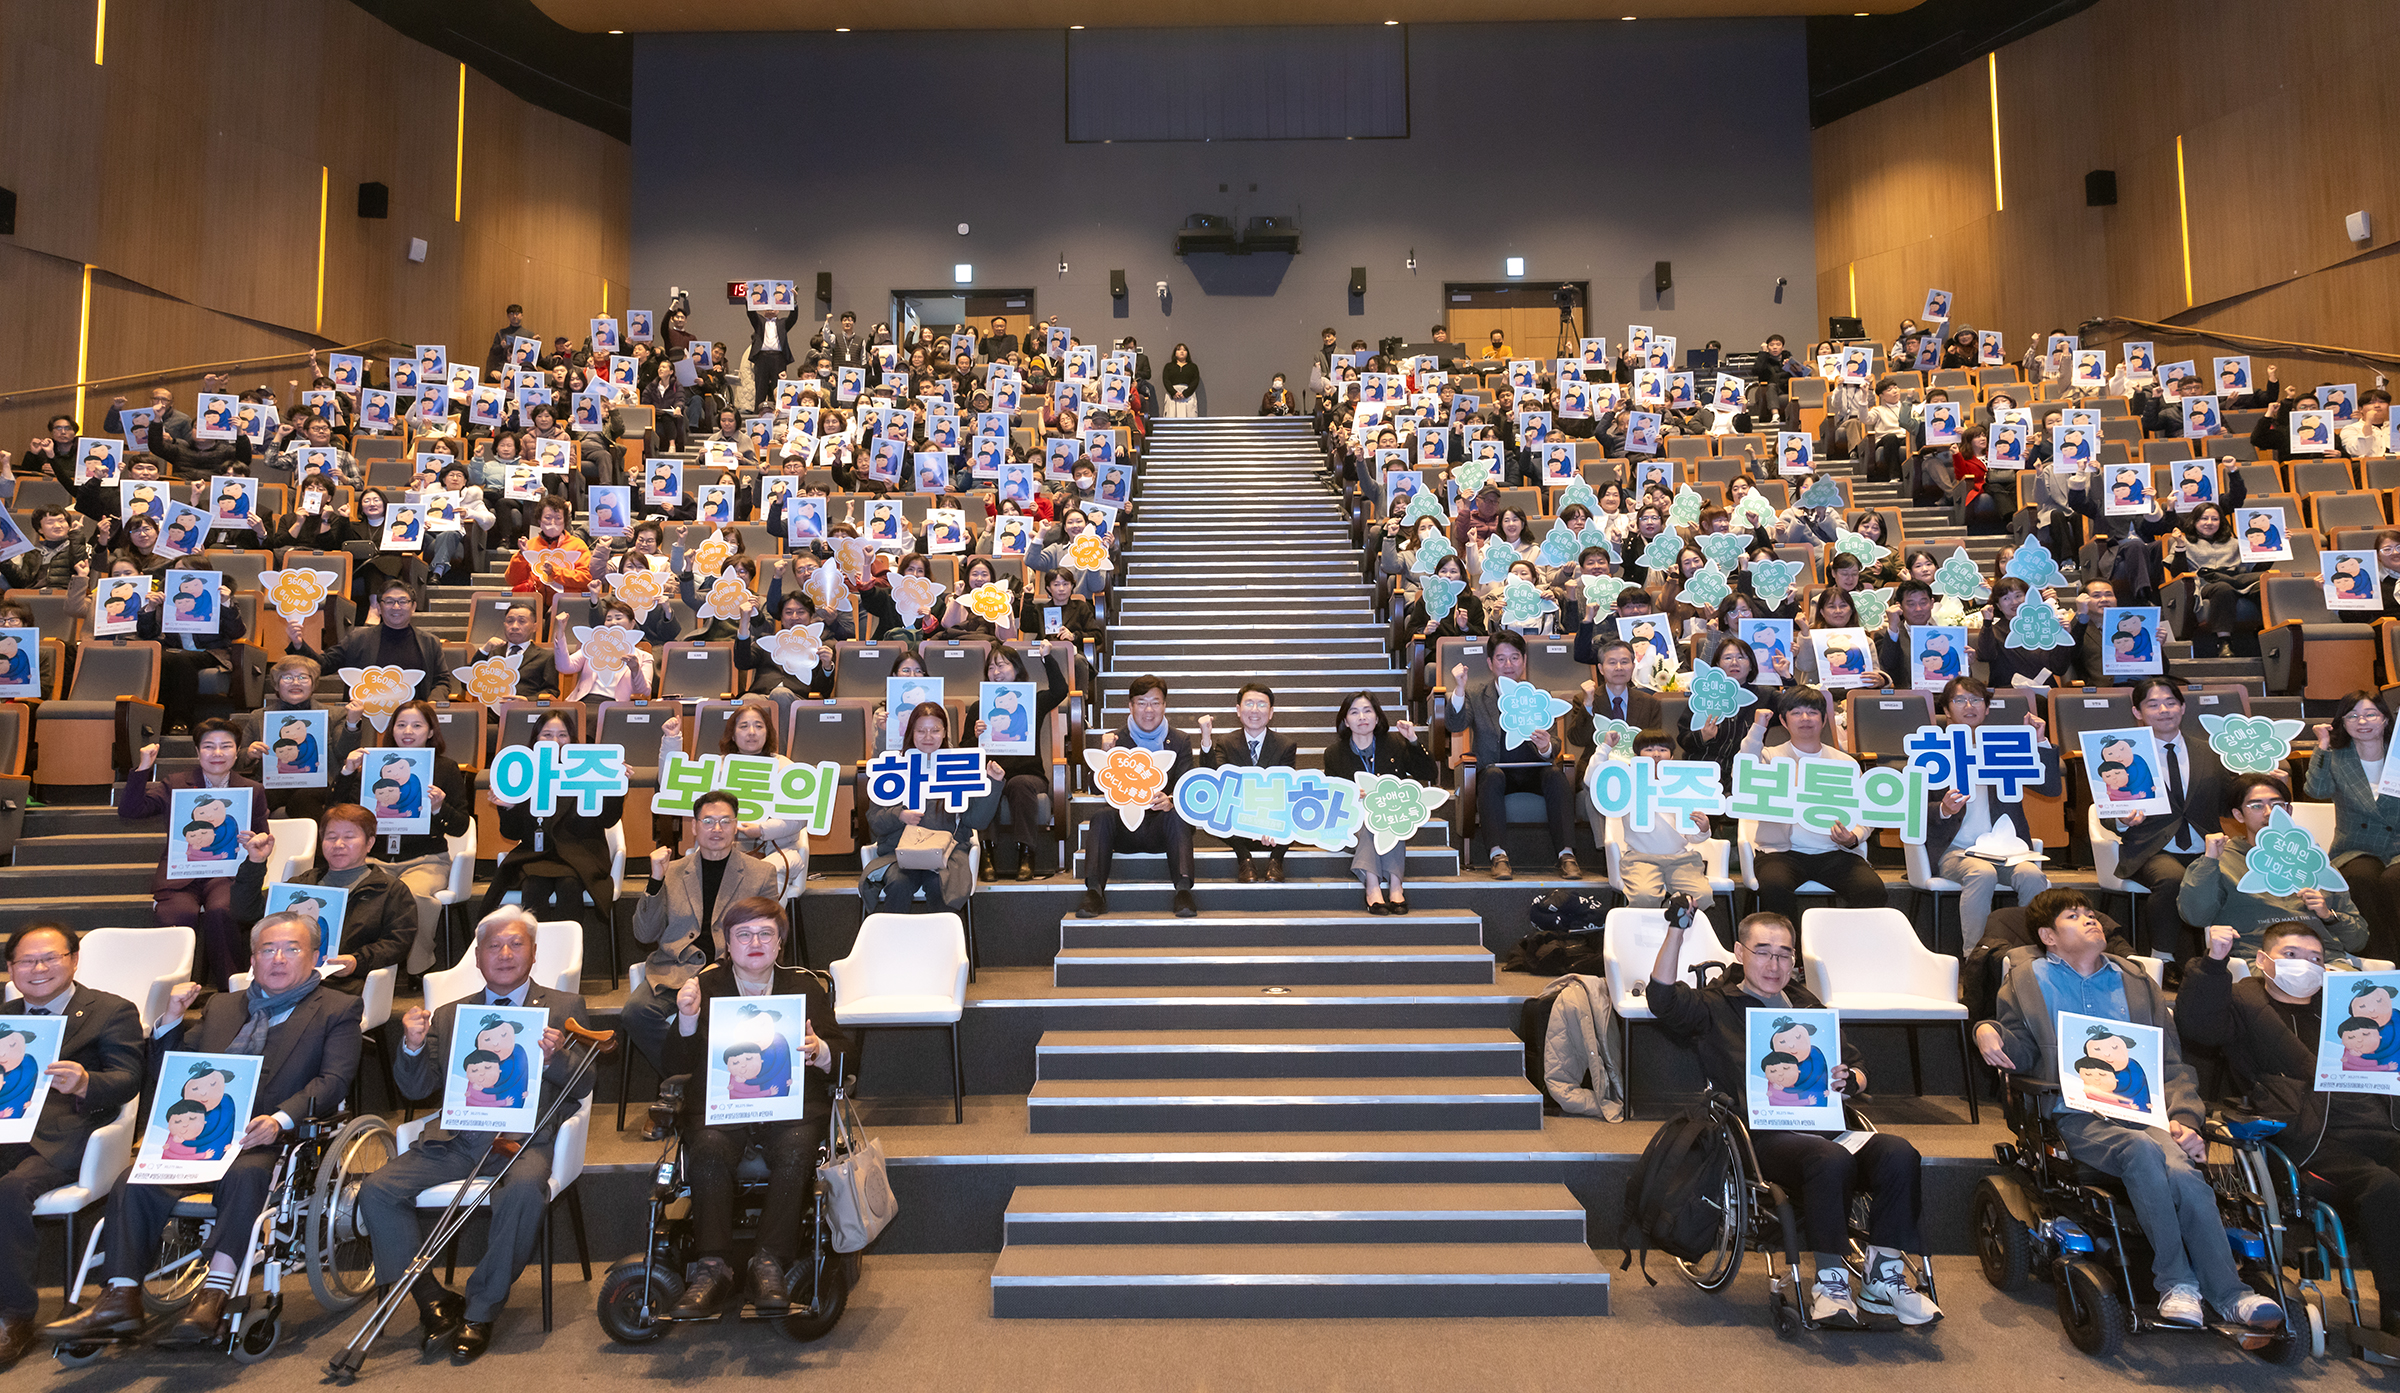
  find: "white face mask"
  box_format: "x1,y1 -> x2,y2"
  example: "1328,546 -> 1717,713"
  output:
2267,956 -> 2326,998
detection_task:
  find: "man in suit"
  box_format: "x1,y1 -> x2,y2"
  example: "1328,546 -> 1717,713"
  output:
1079,675 -> 1199,919
1923,678 -> 2060,953
1573,640 -> 1664,764
357,909 -> 591,1364
0,927 -> 145,1365
981,316 -> 1018,361
46,913 -> 361,1349
1197,683 -> 1301,883
746,300 -> 801,414
478,600 -> 559,698
2107,677 -> 2227,962
1445,631 -> 1580,880
623,798 -> 783,1076
660,898 -> 849,1317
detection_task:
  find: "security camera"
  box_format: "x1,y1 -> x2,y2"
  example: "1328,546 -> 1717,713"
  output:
1775,276 -> 1788,287
1156,281 -> 1168,296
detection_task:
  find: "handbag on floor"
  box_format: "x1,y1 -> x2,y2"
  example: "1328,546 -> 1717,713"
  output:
819,1082 -> 897,1253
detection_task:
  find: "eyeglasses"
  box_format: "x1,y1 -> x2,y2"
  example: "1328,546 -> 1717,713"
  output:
10,954 -> 67,972
697,817 -> 737,830
2242,799 -> 2293,813
728,930 -> 780,946
254,944 -> 310,961
1743,947 -> 1796,964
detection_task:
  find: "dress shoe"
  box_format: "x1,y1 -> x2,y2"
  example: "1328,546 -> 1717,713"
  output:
43,1284 -> 144,1341
0,1313 -> 40,1368
1488,852 -> 1513,881
979,850 -> 996,881
1235,859 -> 1256,884
449,1320 -> 494,1365
1387,896 -> 1409,915
1077,888 -> 1107,919
748,1253 -> 791,1312
416,1288 -> 466,1352
1365,900 -> 1390,916
1263,857 -> 1286,883
1172,889 -> 1198,919
670,1257 -> 736,1320
1014,858 -> 1033,882
1558,851 -> 1582,880
155,1287 -> 228,1350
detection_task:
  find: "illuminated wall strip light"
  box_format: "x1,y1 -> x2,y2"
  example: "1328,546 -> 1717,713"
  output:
93,0 -> 106,63
1847,263 -> 1857,318
315,166 -> 328,333
601,280 -> 608,314
453,64 -> 466,222
75,265 -> 93,427
2175,135 -> 2193,306
1987,52 -> 2002,212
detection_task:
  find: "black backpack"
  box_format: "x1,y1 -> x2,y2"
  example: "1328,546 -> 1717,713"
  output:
1503,890 -> 1609,977
1619,1107 -> 1735,1280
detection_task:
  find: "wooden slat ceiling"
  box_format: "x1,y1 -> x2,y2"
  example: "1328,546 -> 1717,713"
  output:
530,0 -> 1920,31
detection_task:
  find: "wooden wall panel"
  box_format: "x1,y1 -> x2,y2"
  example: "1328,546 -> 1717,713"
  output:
1813,0 -> 2400,363
0,0 -> 629,452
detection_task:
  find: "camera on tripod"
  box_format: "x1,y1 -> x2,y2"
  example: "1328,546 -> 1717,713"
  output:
1376,334 -> 1406,358
1553,282 -> 1580,311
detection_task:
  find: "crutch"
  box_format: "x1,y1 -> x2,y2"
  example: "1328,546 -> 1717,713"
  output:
326,1019 -> 616,1382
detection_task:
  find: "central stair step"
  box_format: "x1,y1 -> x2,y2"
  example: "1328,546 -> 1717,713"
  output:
1025,1075 -> 1544,1133
1053,943 -> 1494,988
989,1240 -> 1610,1318
1034,1028 -> 1525,1079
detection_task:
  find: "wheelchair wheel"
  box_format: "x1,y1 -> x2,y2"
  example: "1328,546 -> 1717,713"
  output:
2303,1289 -> 2328,1358
597,1260 -> 683,1345
229,1316 -> 279,1365
141,1214 -> 211,1315
2056,1259 -> 2125,1357
307,1114 -> 396,1313
52,1343 -> 107,1369
1972,1179 -> 2032,1292
781,1246 -> 849,1343
1674,1119 -> 1752,1293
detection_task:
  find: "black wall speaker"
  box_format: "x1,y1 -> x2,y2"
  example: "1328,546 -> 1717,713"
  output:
0,187 -> 14,236
1109,269 -> 1127,299
1348,266 -> 1367,297
357,182 -> 389,219
2085,170 -> 2118,207
1653,261 -> 1673,294
814,271 -> 833,305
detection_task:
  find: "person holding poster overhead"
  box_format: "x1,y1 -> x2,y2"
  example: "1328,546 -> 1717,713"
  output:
1976,888 -> 2286,1333
231,803 -> 414,993
0,925 -> 144,1364
356,909 -> 590,1363
43,913 -> 360,1351
131,566 -> 246,737
658,898 -> 848,1320
2177,918 -> 2400,1339
1647,907 -> 1940,1326
121,720 -> 267,988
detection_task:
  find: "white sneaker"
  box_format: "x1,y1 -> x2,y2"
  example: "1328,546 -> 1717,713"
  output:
2225,1292 -> 2284,1329
1810,1267 -> 1863,1327
1860,1257 -> 1944,1326
2156,1284 -> 2206,1328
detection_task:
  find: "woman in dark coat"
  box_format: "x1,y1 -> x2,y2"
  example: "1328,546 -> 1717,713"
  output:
857,701 -> 999,915
1322,691 -> 1440,913
478,709 -> 624,932
963,644 -> 1071,879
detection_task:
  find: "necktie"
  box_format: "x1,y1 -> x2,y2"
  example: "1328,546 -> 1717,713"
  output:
2163,742 -> 2187,833
508,644 -> 523,657
1612,692 -> 1626,722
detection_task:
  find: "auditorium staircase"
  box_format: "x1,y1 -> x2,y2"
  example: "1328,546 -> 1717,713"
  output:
986,416 -> 1610,1318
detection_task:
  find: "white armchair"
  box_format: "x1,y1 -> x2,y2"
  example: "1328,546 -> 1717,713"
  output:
1600,907 -> 1734,1120
392,1097 -> 593,1331
832,911 -> 970,1123
1800,906 -> 1979,1123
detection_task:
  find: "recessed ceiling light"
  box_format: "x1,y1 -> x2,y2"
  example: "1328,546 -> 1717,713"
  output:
608,28 -> 623,33
1384,18 -> 1398,23
834,25 -> 849,29
1069,23 -> 1084,28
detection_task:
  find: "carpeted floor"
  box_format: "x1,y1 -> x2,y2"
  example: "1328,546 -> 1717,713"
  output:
18,1252 -> 2387,1391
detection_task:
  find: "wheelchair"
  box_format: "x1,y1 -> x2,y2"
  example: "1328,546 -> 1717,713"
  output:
1971,1076 -> 2300,1361
1672,1087 -> 1937,1338
2245,1128 -> 2400,1365
53,1112 -> 396,1367
595,1073 -> 856,1345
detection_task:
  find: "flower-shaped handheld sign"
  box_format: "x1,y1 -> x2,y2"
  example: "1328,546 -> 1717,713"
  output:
450,651 -> 523,707
889,573 -> 946,625
801,558 -> 848,612
258,569 -> 340,623
1401,490 -> 1449,527
339,666 -> 424,732
1748,558 -> 1804,608
1579,575 -> 1636,613
2234,806 -> 2349,897
1554,479 -> 1601,516
1667,485 -> 1705,529
1796,474 -> 1846,510
1352,773 -> 1452,856
1852,586 -> 1896,630
1420,574 -> 1465,620
1732,489 -> 1782,532
698,569 -> 758,622
1585,714 -> 1642,762
756,622 -> 826,679
1535,520 -> 1590,568
1494,675 -> 1571,748
607,567 -> 670,620
1083,745 -> 1176,829
690,531 -> 736,580
2004,599 -> 2071,651
1410,532 -> 1457,577
1832,527 -> 1890,567
1500,577 -> 1554,628
2005,535 -> 2072,590
1448,458 -> 1495,499
520,545 -> 582,587
1676,564 -> 1732,610
829,536 -> 871,582
1931,545 -> 1991,602
2199,712 -> 2305,775
1478,536 -> 1519,583
570,625 -> 642,683
1695,532 -> 1750,573
964,581 -> 1015,624
1065,533 -> 1114,572
1636,529 -> 1684,572
1686,664 -> 1759,722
